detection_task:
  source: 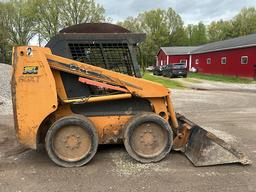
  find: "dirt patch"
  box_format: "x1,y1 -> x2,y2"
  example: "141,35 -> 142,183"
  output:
0,116 -> 26,159
111,151 -> 173,176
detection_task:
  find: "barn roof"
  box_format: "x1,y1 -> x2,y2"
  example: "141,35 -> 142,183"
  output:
159,33 -> 256,56
191,33 -> 256,54
160,46 -> 198,55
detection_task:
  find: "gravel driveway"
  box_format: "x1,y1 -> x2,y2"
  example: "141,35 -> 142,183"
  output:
0,89 -> 255,192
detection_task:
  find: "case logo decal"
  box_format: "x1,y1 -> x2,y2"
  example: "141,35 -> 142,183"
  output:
23,66 -> 38,75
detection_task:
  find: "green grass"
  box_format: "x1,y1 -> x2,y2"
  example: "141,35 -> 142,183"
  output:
143,72 -> 185,89
188,72 -> 256,84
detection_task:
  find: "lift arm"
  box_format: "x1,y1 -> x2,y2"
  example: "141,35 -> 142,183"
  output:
45,50 -> 179,128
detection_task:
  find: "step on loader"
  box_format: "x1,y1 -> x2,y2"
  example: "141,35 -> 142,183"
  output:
11,46 -> 251,167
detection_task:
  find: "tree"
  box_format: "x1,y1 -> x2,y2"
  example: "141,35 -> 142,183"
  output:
5,0 -> 37,45
0,2 -> 11,63
165,8 -> 187,46
32,0 -> 107,42
60,0 -> 106,26
32,0 -> 63,42
137,9 -> 169,65
185,24 -> 193,45
119,8 -> 187,66
208,20 -> 233,42
185,22 -> 208,45
196,22 -> 208,44
232,7 -> 256,37
0,0 -> 108,62
117,17 -> 142,33
0,0 -> 36,63
207,7 -> 256,42
0,3 -> 9,42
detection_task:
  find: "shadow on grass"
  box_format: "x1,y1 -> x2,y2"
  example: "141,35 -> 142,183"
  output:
143,73 -> 185,89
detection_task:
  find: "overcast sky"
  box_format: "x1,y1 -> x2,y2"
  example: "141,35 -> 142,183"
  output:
96,0 -> 256,25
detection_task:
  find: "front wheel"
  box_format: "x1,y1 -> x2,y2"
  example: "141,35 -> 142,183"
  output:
123,113 -> 173,163
45,115 -> 98,167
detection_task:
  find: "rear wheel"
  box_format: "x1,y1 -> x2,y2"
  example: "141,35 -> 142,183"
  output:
45,115 -> 98,167
124,113 -> 173,163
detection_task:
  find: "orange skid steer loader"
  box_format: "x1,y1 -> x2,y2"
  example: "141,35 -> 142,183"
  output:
11,46 -> 250,167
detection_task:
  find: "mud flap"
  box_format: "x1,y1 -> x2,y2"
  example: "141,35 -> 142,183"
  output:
175,114 -> 251,167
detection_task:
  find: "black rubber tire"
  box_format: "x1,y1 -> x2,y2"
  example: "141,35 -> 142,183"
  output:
45,115 -> 98,167
123,113 -> 173,163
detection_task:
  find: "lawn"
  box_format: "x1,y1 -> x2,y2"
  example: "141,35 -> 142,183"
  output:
188,72 -> 256,84
142,72 -> 185,89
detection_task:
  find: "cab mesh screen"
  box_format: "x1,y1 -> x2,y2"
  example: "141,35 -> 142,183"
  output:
68,43 -> 135,76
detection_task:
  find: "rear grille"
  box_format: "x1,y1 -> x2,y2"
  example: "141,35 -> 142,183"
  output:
68,43 -> 135,76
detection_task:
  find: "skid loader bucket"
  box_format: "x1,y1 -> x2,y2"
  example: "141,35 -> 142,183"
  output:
174,114 -> 251,167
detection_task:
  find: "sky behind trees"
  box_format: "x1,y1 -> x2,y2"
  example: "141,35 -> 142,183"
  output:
96,0 -> 256,24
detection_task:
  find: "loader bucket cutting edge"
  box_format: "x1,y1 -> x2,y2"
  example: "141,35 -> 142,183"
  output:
177,115 -> 251,167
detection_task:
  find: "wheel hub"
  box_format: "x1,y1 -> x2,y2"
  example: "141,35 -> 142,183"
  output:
64,134 -> 82,150
130,122 -> 168,158
52,125 -> 92,162
140,125 -> 157,146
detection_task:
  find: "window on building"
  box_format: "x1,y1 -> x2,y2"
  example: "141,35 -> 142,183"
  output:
195,59 -> 199,65
180,59 -> 187,64
207,58 -> 211,64
241,56 -> 248,64
221,57 -> 227,64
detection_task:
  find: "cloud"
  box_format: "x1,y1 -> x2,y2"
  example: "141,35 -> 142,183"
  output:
172,0 -> 256,24
96,0 -> 256,25
97,0 -> 169,21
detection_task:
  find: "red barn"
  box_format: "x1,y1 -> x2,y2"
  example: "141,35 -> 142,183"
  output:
157,47 -> 197,68
157,33 -> 256,79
